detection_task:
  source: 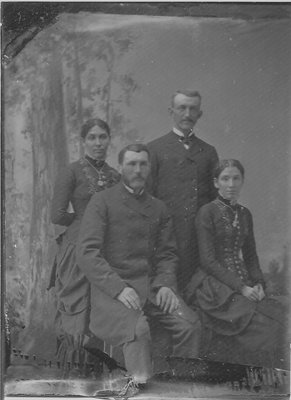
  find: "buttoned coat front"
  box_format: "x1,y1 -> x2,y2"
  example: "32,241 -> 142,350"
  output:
76,183 -> 178,347
147,131 -> 218,290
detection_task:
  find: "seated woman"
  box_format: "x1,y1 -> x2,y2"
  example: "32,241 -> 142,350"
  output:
186,159 -> 288,369
49,118 -> 120,376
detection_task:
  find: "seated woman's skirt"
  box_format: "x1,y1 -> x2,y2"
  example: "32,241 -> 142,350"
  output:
194,275 -> 289,369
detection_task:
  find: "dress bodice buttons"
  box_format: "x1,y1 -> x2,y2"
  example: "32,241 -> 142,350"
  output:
214,198 -> 250,283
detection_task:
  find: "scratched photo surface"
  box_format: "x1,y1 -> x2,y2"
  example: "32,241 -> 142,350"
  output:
2,3 -> 291,398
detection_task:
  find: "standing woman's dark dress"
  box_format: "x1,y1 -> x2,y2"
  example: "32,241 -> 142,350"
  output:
50,155 -> 120,370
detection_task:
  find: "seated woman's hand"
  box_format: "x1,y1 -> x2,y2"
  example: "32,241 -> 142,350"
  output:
241,285 -> 261,302
156,287 -> 180,314
253,284 -> 265,301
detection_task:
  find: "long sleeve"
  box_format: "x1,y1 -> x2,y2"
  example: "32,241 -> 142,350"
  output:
195,206 -> 244,292
76,193 -> 127,298
151,206 -> 178,293
208,147 -> 219,201
146,143 -> 159,196
242,210 -> 265,287
51,166 -> 76,226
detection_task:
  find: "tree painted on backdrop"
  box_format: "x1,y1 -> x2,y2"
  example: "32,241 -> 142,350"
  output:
75,28 -> 140,158
5,29 -> 68,356
5,25 -> 141,357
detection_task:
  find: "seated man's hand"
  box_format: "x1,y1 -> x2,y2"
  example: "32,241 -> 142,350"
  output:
156,287 -> 179,314
117,287 -> 141,310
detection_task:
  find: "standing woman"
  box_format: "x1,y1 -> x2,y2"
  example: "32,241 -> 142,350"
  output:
49,118 -> 120,374
188,159 -> 287,368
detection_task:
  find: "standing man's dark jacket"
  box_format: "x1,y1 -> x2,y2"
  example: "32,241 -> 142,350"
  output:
76,182 -> 178,346
147,131 -> 218,292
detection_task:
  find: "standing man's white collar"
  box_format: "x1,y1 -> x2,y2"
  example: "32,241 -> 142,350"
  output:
173,127 -> 195,149
173,127 -> 195,138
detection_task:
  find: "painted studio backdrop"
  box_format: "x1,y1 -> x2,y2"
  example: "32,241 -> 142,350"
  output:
4,13 -> 291,360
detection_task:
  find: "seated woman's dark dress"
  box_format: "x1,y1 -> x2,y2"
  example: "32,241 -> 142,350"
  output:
49,156 -> 120,370
188,196 -> 288,369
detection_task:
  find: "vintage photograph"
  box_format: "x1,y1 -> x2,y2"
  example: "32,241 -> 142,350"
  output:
2,2 -> 291,399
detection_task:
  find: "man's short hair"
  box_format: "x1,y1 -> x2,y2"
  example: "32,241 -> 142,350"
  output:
171,90 -> 202,106
118,143 -> 151,164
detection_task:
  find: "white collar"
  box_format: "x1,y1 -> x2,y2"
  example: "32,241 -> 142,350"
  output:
173,127 -> 195,138
123,183 -> 145,196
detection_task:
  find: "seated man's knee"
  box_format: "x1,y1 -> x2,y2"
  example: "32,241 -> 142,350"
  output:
175,302 -> 201,332
135,314 -> 151,341
175,310 -> 202,337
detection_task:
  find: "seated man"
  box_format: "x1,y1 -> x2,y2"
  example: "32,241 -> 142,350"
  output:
76,143 -> 201,396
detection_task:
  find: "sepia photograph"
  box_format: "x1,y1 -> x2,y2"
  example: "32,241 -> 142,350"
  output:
2,2 -> 291,399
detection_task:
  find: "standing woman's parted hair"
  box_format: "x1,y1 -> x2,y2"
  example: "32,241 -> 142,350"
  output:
213,159 -> 245,180
80,118 -> 111,139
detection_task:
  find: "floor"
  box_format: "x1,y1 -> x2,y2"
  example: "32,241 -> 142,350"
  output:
4,357 -> 290,400
3,351 -> 290,399
4,379 -> 290,400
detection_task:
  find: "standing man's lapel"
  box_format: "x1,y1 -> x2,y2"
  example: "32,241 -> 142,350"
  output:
186,138 -> 205,162
165,131 -> 205,162
164,131 -> 188,158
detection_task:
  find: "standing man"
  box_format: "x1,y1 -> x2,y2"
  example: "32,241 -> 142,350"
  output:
76,144 -> 201,396
147,90 -> 218,293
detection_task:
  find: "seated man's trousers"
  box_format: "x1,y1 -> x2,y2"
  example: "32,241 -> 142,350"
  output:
123,298 -> 201,383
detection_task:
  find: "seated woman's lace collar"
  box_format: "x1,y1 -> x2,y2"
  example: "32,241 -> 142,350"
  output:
217,194 -> 239,210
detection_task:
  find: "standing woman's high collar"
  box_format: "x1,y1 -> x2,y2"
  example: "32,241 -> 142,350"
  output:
85,155 -> 105,169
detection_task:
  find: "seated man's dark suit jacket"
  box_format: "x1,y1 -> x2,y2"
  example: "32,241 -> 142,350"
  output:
147,131 -> 218,292
76,182 -> 178,347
